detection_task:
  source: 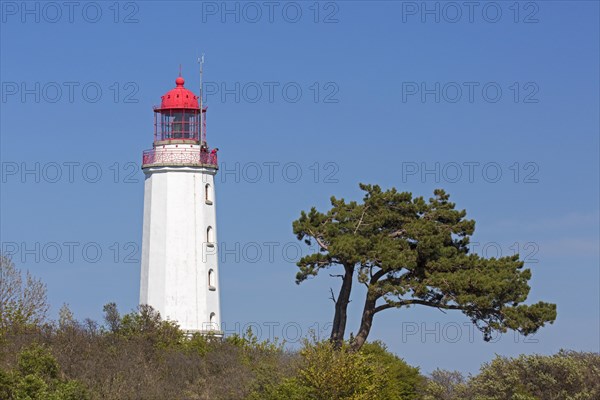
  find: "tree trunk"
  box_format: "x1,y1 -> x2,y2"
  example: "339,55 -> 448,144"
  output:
350,292 -> 378,352
330,264 -> 354,348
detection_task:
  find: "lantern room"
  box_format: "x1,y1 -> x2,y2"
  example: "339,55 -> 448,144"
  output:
153,76 -> 207,143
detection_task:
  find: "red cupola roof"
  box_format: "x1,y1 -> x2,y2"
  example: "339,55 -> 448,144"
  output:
158,76 -> 199,110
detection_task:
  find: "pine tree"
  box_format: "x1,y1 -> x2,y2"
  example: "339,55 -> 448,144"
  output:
292,184 -> 557,351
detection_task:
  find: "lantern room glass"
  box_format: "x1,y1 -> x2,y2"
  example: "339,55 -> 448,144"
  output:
154,109 -> 200,141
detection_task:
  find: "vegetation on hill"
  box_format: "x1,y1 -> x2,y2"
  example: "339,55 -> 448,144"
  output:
1,178 -> 596,400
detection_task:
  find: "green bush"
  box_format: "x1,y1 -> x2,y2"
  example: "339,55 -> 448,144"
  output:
420,351 -> 600,400
469,351 -> 600,400
250,339 -> 421,400
0,343 -> 88,400
360,341 -> 422,399
111,303 -> 183,347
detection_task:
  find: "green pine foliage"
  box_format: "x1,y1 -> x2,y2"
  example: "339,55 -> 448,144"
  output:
292,184 -> 557,349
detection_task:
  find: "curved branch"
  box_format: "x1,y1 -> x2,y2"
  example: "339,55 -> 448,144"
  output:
370,269 -> 387,284
354,205 -> 369,234
307,228 -> 329,251
374,299 -> 464,314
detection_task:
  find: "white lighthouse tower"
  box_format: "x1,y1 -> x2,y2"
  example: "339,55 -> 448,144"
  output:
139,72 -> 221,335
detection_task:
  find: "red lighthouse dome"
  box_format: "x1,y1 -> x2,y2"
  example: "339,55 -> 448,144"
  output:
159,76 -> 200,109
152,75 -> 206,144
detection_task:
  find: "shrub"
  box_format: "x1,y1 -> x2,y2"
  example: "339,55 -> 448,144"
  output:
360,341 -> 422,399
0,343 -> 88,400
420,351 -> 600,400
468,351 -> 600,400
0,256 -> 48,333
251,339 -> 417,400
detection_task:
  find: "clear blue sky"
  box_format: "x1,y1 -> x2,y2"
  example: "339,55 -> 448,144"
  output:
1,1 -> 598,374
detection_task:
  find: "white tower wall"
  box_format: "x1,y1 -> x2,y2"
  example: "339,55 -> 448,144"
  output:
140,145 -> 221,334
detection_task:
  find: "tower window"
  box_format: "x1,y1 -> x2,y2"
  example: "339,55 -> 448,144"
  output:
209,312 -> 217,330
208,269 -> 216,290
206,226 -> 214,246
205,183 -> 212,205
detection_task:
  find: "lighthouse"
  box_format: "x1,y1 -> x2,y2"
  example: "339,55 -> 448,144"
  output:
139,72 -> 221,335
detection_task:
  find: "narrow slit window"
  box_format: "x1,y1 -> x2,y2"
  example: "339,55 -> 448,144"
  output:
208,269 -> 216,290
206,226 -> 213,244
205,183 -> 212,204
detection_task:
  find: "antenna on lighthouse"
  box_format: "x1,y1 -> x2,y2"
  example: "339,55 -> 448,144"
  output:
198,54 -> 206,145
